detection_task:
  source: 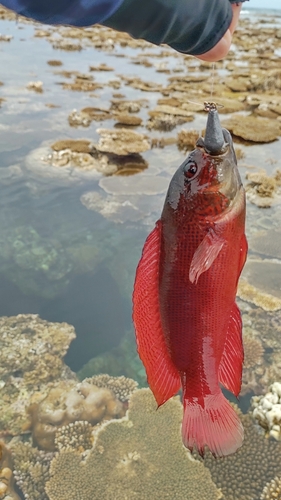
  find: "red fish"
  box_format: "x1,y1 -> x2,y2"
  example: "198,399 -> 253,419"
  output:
133,110 -> 247,457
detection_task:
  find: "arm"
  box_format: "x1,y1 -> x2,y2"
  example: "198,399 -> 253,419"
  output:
0,0 -> 246,60
0,0 -> 124,25
104,0 -> 246,59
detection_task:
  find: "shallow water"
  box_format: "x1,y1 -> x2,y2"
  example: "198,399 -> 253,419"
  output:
0,8 -> 281,500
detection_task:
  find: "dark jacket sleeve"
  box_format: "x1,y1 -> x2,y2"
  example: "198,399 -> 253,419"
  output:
0,0 -> 248,55
103,0 -> 248,56
0,0 -> 123,25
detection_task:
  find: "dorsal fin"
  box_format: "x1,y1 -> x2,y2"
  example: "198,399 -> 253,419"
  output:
133,220 -> 181,406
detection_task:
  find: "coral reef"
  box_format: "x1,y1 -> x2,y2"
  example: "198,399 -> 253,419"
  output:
51,139 -> 93,153
177,129 -> 199,152
245,171 -> 280,208
110,98 -> 147,114
0,442 -> 20,500
83,374 -> 138,402
54,421 -> 94,452
45,389 -> 221,500
221,115 -> 280,143
0,314 -> 76,435
261,477 -> 281,500
26,81 -> 43,93
113,113 -> 142,126
27,379 -> 126,450
252,383 -> 281,440
203,405 -> 281,500
238,279 -> 281,312
68,107 -> 112,127
147,105 -> 194,131
95,128 -> 150,155
12,442 -> 53,500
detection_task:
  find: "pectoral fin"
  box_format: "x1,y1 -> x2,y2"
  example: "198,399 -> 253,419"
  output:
133,220 -> 181,406
189,229 -> 225,284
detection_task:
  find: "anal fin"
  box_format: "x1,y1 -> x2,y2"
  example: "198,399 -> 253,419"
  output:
133,220 -> 181,406
219,302 -> 243,397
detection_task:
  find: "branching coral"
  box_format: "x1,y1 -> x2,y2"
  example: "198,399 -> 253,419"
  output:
83,374 -> 138,402
28,379 -> 125,450
261,476 -> 281,500
54,421 -> 94,452
0,442 -> 20,500
203,405 -> 281,500
12,442 -> 53,500
45,389 -> 222,500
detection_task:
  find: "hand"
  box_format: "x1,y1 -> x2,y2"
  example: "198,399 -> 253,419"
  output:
197,3 -> 242,62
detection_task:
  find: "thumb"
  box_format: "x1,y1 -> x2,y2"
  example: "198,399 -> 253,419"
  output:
197,3 -> 242,62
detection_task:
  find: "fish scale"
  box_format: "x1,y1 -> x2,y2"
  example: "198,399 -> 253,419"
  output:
133,107 -> 248,458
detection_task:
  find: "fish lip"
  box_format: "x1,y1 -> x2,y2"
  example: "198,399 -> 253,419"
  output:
197,129 -> 236,165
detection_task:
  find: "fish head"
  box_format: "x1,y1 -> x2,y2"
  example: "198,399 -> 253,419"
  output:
166,121 -> 242,218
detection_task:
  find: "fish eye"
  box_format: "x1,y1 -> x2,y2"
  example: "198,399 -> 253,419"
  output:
184,161 -> 198,180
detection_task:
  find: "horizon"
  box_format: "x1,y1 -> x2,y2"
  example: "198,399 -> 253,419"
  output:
245,0 -> 281,9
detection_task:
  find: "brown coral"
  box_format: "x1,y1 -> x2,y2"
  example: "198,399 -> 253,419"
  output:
96,128 -> 150,155
177,129 -> 199,152
261,476 -> 281,500
28,379 -> 125,451
51,139 -> 93,153
45,389 -> 222,500
246,171 -> 272,198
221,115 -> 280,143
113,113 -> 142,126
203,406 -> 281,500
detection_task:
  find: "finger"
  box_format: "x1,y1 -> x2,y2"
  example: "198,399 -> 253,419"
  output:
197,2 -> 242,62
196,29 -> 232,62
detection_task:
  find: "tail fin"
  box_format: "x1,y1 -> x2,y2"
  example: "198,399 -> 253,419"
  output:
182,391 -> 244,458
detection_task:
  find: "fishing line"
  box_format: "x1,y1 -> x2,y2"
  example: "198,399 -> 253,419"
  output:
184,63 -> 223,112
210,62 -> 215,100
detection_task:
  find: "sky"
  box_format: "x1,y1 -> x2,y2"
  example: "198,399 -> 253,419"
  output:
247,0 -> 281,8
